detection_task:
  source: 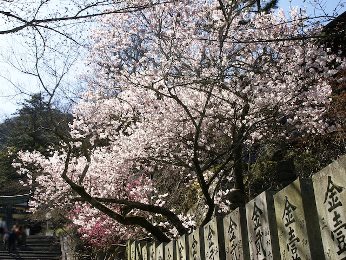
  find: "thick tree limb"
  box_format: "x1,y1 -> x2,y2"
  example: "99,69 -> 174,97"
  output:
60,144 -> 170,242
75,197 -> 188,235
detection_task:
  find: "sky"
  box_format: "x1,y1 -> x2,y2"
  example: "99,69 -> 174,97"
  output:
281,0 -> 344,16
0,39 -> 38,119
0,28 -> 85,121
0,0 -> 345,121
0,33 -> 52,120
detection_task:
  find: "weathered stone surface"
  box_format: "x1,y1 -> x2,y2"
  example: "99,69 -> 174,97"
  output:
188,227 -> 204,260
130,241 -> 136,260
223,207 -> 250,260
165,240 -> 176,260
128,241 -> 146,260
176,235 -> 188,260
142,243 -> 149,260
246,191 -> 280,260
156,243 -> 165,260
127,241 -> 132,260
135,242 -> 146,260
149,242 -> 157,260
312,155 -> 346,260
274,178 -> 324,260
203,217 -> 220,260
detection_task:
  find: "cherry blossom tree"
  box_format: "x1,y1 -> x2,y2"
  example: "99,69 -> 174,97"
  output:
16,1 -> 345,244
1,0 -> 341,108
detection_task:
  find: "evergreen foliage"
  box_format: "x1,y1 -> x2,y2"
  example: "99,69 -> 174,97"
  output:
0,93 -> 71,195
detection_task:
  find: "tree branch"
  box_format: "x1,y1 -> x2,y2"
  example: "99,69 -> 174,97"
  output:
60,144 -> 171,242
75,196 -> 188,235
0,2 -> 172,35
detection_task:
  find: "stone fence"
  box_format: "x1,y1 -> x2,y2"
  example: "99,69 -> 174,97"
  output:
126,155 -> 346,260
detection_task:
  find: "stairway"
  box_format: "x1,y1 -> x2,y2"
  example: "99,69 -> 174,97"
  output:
0,235 -> 61,260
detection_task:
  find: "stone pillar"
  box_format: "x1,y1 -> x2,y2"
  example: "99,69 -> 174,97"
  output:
149,242 -> 157,260
274,178 -> 324,259
312,155 -> 346,260
130,241 -> 137,260
127,241 -> 132,260
135,242 -> 146,260
223,207 -> 250,259
156,243 -> 165,260
188,227 -> 204,260
246,191 -> 280,260
142,243 -> 149,260
176,234 -> 189,260
203,217 -> 225,259
165,240 -> 176,260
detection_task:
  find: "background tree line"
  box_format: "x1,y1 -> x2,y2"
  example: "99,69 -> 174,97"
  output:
0,93 -> 71,195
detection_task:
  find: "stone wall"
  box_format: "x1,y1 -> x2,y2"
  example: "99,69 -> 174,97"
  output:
126,155 -> 346,260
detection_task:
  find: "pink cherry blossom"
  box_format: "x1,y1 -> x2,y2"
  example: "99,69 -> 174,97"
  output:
16,2 -> 345,245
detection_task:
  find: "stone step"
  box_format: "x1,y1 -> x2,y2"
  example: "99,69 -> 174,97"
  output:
27,235 -> 56,241
0,251 -> 60,259
0,253 -> 61,260
0,251 -> 60,256
17,245 -> 61,251
25,236 -> 58,243
0,254 -> 61,259
0,253 -> 61,259
0,235 -> 61,260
